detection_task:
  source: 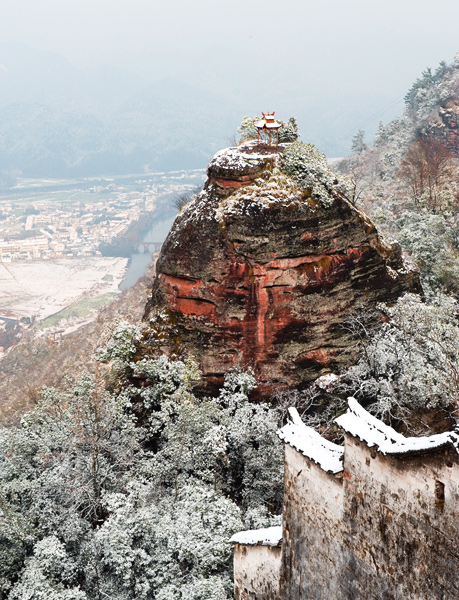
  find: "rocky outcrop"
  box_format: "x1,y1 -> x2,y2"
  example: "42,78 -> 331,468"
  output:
424,100 -> 459,154
144,142 -> 420,394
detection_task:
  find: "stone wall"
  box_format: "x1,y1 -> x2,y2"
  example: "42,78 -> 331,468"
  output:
233,543 -> 281,600
280,444 -> 344,600
339,435 -> 459,600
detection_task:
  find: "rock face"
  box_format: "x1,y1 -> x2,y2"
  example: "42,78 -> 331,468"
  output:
145,142 -> 419,393
425,101 -> 459,154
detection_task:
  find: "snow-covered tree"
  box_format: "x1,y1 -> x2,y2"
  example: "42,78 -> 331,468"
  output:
237,116 -> 259,142
93,482 -> 242,600
398,136 -> 455,211
339,293 -> 459,431
0,349 -> 283,599
10,537 -> 86,600
278,116 -> 299,143
351,130 -> 367,155
96,320 -> 138,365
281,141 -> 352,207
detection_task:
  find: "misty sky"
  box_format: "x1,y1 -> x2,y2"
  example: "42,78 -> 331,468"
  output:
2,0 -> 459,152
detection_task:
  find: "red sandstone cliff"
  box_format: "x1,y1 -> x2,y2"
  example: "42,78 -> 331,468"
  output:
425,100 -> 459,154
144,142 -> 420,393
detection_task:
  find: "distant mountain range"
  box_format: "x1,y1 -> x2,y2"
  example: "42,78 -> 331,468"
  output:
0,42 -> 407,181
0,43 -> 244,180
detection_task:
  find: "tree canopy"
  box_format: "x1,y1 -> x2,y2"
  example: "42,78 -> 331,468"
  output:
0,332 -> 283,600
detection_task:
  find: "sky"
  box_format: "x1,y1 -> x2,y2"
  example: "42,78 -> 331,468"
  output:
1,0 -> 459,152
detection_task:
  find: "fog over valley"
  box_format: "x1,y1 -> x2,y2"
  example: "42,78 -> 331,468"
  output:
2,0 -> 459,179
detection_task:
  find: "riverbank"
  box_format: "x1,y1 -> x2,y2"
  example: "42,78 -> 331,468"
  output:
119,213 -> 175,290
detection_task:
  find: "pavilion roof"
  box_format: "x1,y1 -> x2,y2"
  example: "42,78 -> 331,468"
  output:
254,116 -> 282,129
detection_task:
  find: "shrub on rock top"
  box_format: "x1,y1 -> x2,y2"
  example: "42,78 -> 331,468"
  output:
281,141 -> 351,207
278,116 -> 299,143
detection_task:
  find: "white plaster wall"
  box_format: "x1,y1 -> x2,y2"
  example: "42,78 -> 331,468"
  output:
245,429 -> 459,600
280,444 -> 344,600
234,543 -> 281,600
341,434 -> 459,600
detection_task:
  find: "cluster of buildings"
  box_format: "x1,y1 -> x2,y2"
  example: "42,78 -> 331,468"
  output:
0,168 -> 205,263
0,189 -> 157,262
231,398 -> 459,600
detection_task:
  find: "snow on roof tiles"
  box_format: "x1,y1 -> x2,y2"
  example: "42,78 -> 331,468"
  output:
277,407 -> 344,474
254,119 -> 281,128
335,397 -> 459,456
229,525 -> 282,547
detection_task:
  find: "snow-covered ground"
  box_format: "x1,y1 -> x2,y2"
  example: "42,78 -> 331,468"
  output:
0,257 -> 128,321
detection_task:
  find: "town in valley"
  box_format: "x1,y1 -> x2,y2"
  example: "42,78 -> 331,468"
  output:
0,169 -> 204,354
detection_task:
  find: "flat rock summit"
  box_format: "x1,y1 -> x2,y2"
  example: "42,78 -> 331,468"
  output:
145,142 -> 420,393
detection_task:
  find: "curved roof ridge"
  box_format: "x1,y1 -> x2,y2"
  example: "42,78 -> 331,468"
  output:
277,407 -> 344,474
336,397 -> 459,455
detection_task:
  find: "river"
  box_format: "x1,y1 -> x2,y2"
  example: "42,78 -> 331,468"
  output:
119,212 -> 176,290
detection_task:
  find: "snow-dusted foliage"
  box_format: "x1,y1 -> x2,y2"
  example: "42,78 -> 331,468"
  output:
136,306 -> 186,361
0,373 -> 142,594
337,54 -> 459,294
404,58 -> 459,123
281,141 -> 351,207
94,482 -> 241,600
278,116 -> 299,143
395,211 -> 459,289
96,320 -> 138,365
0,353 -> 283,598
340,293 -> 459,430
10,537 -> 87,600
351,130 -> 367,155
237,116 -> 259,141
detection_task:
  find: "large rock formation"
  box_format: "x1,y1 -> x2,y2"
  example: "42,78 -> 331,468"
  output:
145,142 -> 419,393
425,100 -> 459,154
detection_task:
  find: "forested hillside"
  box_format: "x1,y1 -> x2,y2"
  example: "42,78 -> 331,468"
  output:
0,333 -> 283,599
338,52 -> 459,292
329,53 -> 459,433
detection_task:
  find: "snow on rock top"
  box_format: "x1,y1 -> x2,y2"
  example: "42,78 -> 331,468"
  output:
207,142 -> 284,179
315,373 -> 339,390
229,526 -> 282,547
214,172 -> 312,221
209,146 -> 265,171
336,397 -> 459,455
277,407 -> 344,474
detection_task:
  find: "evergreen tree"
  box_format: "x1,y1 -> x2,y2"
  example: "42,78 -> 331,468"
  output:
278,117 -> 299,143
351,130 -> 367,154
